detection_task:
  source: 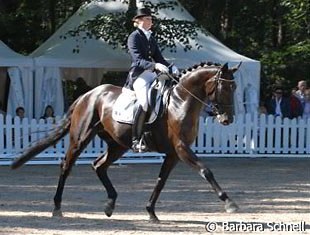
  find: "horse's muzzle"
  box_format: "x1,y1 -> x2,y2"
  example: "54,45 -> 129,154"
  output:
216,113 -> 233,125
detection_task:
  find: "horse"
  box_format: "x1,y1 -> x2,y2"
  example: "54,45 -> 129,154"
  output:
11,61 -> 240,222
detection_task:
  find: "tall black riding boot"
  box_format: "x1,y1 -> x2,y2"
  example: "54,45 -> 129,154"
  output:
132,105 -> 147,152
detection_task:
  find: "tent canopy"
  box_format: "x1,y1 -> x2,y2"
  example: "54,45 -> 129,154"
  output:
31,1 -> 130,69
31,0 -> 261,117
0,41 -> 33,67
0,41 -> 33,119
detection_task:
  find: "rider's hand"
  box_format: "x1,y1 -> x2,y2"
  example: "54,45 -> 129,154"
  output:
155,63 -> 169,73
171,65 -> 180,76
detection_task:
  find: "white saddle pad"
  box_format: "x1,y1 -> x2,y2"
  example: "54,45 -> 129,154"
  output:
112,80 -> 167,124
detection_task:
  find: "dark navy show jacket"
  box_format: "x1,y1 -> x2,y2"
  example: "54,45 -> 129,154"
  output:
125,28 -> 170,89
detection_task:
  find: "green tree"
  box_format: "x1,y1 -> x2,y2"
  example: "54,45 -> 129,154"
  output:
0,0 -> 84,53
63,0 -> 202,53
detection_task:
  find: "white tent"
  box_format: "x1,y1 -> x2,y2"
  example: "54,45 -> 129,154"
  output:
0,41 -> 34,119
31,0 -> 261,118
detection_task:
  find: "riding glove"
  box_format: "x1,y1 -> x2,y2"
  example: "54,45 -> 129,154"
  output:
155,63 -> 169,73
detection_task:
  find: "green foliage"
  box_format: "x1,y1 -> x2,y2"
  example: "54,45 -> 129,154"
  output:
62,0 -> 202,53
261,39 -> 310,89
0,0 -> 86,53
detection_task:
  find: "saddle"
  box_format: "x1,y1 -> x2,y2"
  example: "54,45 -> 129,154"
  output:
112,75 -> 171,125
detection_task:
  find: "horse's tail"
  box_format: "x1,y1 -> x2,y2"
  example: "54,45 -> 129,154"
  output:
11,107 -> 74,169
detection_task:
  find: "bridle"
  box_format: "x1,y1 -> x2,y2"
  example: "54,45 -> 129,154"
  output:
166,68 -> 235,116
207,69 -> 236,115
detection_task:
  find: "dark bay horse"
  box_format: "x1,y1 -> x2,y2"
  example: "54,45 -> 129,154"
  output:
12,62 -> 240,222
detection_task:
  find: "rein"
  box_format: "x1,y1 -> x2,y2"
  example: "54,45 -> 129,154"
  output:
166,73 -> 211,107
165,69 -> 234,115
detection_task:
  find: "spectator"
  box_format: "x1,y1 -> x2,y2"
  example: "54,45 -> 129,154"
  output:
258,101 -> 267,115
302,89 -> 310,120
41,105 -> 55,119
289,88 -> 303,119
73,77 -> 91,101
295,80 -> 307,108
15,106 -> 25,119
266,87 -> 291,118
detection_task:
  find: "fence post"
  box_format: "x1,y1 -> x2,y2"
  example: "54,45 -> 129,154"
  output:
204,117 -> 213,153
290,118 -> 297,153
236,114 -> 244,153
274,116 -> 282,154
306,119 -> 310,153
0,115 -> 4,154
297,119 -> 306,153
282,118 -> 290,153
258,114 -> 267,154
266,115 -> 274,153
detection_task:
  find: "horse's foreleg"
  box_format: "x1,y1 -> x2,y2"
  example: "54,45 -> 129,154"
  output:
146,153 -> 178,222
176,143 -> 238,213
92,142 -> 127,217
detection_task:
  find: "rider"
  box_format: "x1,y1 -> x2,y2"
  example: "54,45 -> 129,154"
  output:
126,7 -> 179,152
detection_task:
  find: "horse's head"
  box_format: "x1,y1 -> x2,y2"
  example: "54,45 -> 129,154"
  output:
205,62 -> 240,125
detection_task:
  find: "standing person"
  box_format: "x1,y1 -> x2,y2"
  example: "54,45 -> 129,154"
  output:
289,88 -> 303,119
125,7 -> 179,152
73,77 -> 91,101
295,80 -> 307,109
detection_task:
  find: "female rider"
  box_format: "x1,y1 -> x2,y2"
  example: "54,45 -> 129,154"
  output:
126,8 -> 179,152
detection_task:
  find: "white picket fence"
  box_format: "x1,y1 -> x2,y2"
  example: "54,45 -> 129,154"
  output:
0,113 -> 309,166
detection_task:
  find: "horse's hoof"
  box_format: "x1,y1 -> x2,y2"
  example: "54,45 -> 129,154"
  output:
104,207 -> 114,217
104,200 -> 115,217
52,209 -> 63,217
149,215 -> 160,223
225,199 -> 239,213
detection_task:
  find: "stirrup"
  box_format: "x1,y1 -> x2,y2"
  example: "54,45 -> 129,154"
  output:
132,137 -> 147,153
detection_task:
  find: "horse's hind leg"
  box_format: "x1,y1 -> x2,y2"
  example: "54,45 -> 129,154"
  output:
92,141 -> 127,217
53,129 -> 96,217
176,144 -> 238,213
52,146 -> 75,217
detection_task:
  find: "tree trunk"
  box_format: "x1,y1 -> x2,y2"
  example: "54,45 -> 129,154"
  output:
48,0 -> 56,34
125,0 -> 137,31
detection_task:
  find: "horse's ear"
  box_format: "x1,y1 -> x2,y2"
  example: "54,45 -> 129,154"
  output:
221,63 -> 229,72
231,62 -> 242,73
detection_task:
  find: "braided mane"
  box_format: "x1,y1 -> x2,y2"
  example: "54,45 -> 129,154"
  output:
179,61 -> 221,79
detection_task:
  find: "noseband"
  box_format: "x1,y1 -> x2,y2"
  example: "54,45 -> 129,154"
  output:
208,70 -> 236,115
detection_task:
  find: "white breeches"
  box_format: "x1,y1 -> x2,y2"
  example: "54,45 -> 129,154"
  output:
133,70 -> 157,111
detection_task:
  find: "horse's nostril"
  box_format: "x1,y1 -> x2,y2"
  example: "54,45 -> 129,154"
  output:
221,119 -> 230,125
